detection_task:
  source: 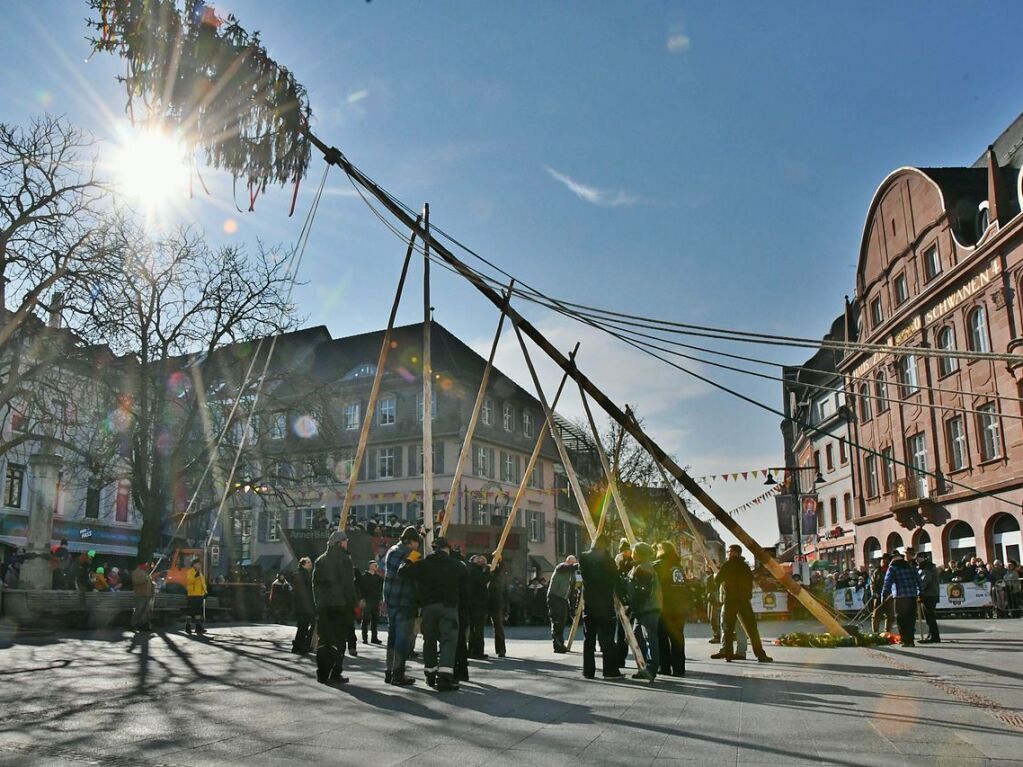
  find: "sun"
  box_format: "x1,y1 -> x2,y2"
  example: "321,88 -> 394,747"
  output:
112,125 -> 190,210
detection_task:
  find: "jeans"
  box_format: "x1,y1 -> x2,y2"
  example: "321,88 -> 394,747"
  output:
582,614 -> 618,678
548,595 -> 569,647
386,606 -> 417,679
634,611 -> 661,678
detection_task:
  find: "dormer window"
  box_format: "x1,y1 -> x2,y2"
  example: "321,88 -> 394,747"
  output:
894,274 -> 908,306
342,363 -> 377,381
870,297 -> 884,329
923,244 -> 941,281
977,203 -> 991,239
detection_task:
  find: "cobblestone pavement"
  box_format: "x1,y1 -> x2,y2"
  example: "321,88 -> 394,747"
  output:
1,615 -> 1021,766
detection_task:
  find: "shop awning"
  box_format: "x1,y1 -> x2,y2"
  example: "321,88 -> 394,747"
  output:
0,534 -> 138,557
255,554 -> 283,573
529,555 -> 554,575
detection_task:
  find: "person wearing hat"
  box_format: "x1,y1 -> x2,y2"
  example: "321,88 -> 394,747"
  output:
466,554 -> 492,659
130,561 -> 154,632
312,529 -> 358,684
611,539 -> 636,668
357,561 -> 384,645
629,542 -> 662,681
867,552 -> 895,634
382,526 -> 422,686
916,551 -> 941,643
291,557 -> 315,654
710,545 -> 772,663
399,536 -> 466,691
881,549 -> 920,647
184,558 -> 208,635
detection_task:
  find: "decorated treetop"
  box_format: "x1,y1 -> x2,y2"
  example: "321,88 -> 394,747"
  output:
87,0 -> 312,193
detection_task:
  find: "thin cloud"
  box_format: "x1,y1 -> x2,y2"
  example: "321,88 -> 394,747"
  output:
667,33 -> 690,53
543,166 -> 641,208
347,90 -> 370,104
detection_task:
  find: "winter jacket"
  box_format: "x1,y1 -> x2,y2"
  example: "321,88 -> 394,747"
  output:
383,543 -> 417,610
292,567 -> 315,615
715,556 -> 754,604
917,561 -> 939,599
654,553 -> 688,616
357,571 -> 384,604
313,546 -> 357,609
547,562 -> 578,601
402,549 -> 467,608
467,562 -> 491,611
630,560 -> 662,616
881,559 -> 920,599
131,566 -> 153,598
579,547 -> 625,618
185,568 -> 208,598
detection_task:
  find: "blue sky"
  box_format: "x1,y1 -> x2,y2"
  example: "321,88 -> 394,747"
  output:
2,2 -> 1021,547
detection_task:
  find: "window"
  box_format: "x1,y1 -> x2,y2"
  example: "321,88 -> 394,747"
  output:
967,307 -> 990,353
870,297 -> 884,328
527,510 -> 545,543
270,412 -> 287,440
475,446 -> 492,478
907,432 -> 928,497
85,485 -> 101,519
813,450 -> 821,474
937,327 -> 959,376
881,446 -> 895,493
377,447 -> 396,478
825,444 -> 834,471
501,452 -> 518,484
839,439 -> 847,464
471,500 -> 489,526
923,245 -> 941,281
482,397 -> 494,426
529,461 -> 543,489
5,464 -> 24,508
859,384 -> 872,421
894,274 -> 908,305
946,416 -> 967,471
829,497 -> 838,526
864,456 -> 878,498
843,493 -> 852,522
343,363 -> 376,380
267,510 -> 282,542
502,403 -> 513,432
416,391 -> 437,421
816,397 -> 831,423
874,371 -> 889,413
335,454 -> 355,481
977,205 -> 990,237
298,508 -> 315,529
900,355 -> 919,397
523,411 -> 534,439
416,444 -> 438,475
343,403 -> 360,430
978,403 -> 1001,461
378,396 -> 396,426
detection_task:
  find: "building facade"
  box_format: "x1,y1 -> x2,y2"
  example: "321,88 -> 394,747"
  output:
841,113 -> 1023,567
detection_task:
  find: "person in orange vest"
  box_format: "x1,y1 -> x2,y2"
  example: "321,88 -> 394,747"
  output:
185,558 -> 208,636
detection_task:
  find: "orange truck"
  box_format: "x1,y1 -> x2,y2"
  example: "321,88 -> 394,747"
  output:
160,548 -> 264,620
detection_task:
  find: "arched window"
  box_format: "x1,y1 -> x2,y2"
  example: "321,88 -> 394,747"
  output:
885,531 -> 904,555
859,383 -> 871,421
937,326 -> 959,376
992,514 -> 1022,564
912,528 -> 932,555
864,537 -> 881,565
968,306 -> 990,353
874,370 -> 889,413
899,355 -> 919,396
947,521 -> 976,562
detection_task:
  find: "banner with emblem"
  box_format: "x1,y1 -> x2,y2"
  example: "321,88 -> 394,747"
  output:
751,588 -> 788,614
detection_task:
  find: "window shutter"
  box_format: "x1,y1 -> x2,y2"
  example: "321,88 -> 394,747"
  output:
488,448 -> 496,479
514,455 -> 521,483
472,443 -> 480,476
408,445 -> 417,476
363,449 -> 373,481
539,512 -> 546,542
394,446 -> 403,477
434,442 -> 444,474
257,510 -> 267,542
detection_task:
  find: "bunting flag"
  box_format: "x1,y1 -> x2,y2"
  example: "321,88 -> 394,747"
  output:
726,484 -> 783,516
693,467 -> 778,484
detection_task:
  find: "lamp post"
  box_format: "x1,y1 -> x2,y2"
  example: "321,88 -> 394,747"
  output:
764,464 -> 824,582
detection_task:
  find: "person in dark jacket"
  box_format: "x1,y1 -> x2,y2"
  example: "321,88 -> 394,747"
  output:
612,540 -> 635,668
881,550 -> 920,647
710,545 -> 772,663
312,530 -> 358,685
547,555 -> 578,652
269,572 -> 292,623
291,557 -> 315,654
629,542 -> 662,681
654,541 -> 687,677
383,526 -> 421,686
916,552 -> 941,643
578,534 -> 626,679
486,554 -> 508,658
868,553 -> 894,633
705,565 -> 721,643
357,561 -> 384,644
452,546 -> 471,682
466,555 -> 492,659
401,536 -> 467,691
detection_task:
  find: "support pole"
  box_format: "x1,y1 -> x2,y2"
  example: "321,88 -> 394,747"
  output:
490,350 -> 577,570
440,283 -> 515,537
511,322 -> 649,677
578,383 -> 636,544
566,594 -> 584,652
422,204 -> 434,548
305,133 -> 848,638
339,217 -> 420,529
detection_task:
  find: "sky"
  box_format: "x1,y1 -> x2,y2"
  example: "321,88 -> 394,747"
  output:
2,2 -> 1021,550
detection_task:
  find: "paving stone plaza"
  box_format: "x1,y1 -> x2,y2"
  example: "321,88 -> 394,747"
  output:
1,618 -> 1021,767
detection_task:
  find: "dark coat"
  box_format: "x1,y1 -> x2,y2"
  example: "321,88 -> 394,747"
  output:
312,546 -> 357,609
357,571 -> 384,604
402,550 -> 467,608
918,561 -> 939,598
292,567 -> 315,615
715,556 -> 754,604
467,562 -> 491,611
487,561 -> 505,610
579,547 -> 624,618
654,553 -> 688,616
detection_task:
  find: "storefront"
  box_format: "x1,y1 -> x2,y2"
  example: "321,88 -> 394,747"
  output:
0,511 -> 141,558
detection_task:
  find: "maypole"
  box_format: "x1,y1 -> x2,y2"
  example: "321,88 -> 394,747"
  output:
421,204 -> 434,548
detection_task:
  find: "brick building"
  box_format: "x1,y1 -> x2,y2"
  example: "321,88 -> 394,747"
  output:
842,112 -> 1023,567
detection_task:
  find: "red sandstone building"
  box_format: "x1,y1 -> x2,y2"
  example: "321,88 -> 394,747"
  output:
842,113 -> 1023,567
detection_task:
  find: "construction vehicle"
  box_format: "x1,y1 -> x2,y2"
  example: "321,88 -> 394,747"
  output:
158,547 -> 265,620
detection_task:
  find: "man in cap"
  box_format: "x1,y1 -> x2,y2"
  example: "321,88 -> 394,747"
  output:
868,552 -> 894,633
401,536 -> 466,691
466,554 -> 492,659
578,534 -> 626,679
383,526 -> 422,685
547,554 -> 578,653
881,549 -> 920,647
916,551 -> 941,643
184,558 -> 208,636
312,529 -> 358,685
710,545 -> 772,663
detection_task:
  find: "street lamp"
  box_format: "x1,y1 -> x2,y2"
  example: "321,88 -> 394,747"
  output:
763,464 -> 824,581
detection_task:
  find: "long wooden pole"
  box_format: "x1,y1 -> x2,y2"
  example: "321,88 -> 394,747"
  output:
655,459 -> 718,572
594,429 -> 626,539
339,217 -> 420,529
565,594 -> 584,652
491,349 -> 577,569
440,283 -> 514,536
511,322 -> 649,678
422,204 -> 434,549
305,133 -> 848,638
578,383 -> 636,544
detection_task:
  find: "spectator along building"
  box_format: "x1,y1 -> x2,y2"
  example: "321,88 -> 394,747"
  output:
842,111 -> 1023,568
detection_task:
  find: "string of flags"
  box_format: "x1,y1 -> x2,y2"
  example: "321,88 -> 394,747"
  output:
727,485 -> 783,516
695,468 -> 776,484
288,486 -> 566,504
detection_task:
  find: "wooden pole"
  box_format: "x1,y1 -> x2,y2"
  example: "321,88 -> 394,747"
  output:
654,459 -> 718,572
422,204 -> 434,549
338,217 -> 420,529
594,429 -> 626,539
578,383 -> 636,544
490,351 -> 577,569
510,321 -> 650,678
440,283 -> 515,536
565,593 -> 584,652
305,133 -> 848,638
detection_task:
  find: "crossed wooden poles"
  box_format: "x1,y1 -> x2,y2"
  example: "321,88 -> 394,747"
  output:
307,131 -> 848,639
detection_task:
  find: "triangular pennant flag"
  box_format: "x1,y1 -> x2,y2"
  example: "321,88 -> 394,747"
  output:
742,472 -> 748,480
732,473 -> 739,481
722,475 -> 728,482
752,470 -> 759,478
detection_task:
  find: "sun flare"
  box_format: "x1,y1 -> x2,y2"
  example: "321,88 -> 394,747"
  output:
113,126 -> 190,209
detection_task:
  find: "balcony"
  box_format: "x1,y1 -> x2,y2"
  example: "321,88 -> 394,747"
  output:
891,475 -> 942,527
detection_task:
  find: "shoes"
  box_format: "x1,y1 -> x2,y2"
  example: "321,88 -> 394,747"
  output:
670,671 -> 686,678
455,671 -> 470,682
425,672 -> 437,688
371,638 -> 383,645
631,670 -> 655,681
348,647 -> 358,657
708,637 -> 720,644
602,672 -> 625,680
553,647 -> 568,654
362,637 -> 368,644
756,655 -> 773,663
436,677 -> 460,692
709,651 -> 732,660
726,654 -> 747,662
391,676 -> 417,687
583,673 -> 595,679
468,654 -> 489,660
327,675 -> 350,686
497,653 -> 506,658
195,626 -> 207,635
919,637 -> 941,644
902,642 -> 916,648
409,650 -> 419,659
184,624 -> 193,635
